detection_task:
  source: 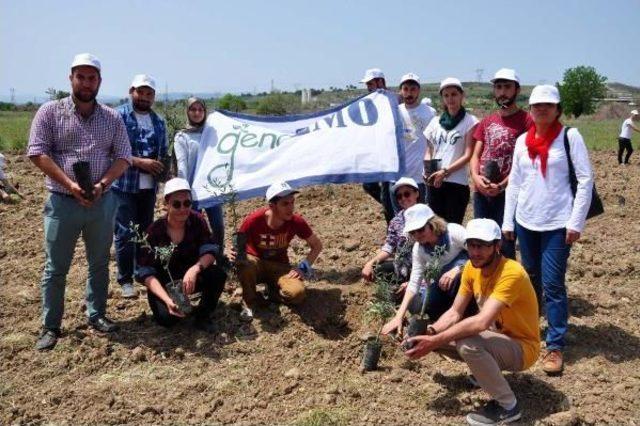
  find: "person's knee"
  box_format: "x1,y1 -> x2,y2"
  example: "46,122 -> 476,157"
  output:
456,337 -> 483,360
153,312 -> 179,328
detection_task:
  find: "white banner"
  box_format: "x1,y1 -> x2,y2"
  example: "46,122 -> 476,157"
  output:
192,90 -> 405,206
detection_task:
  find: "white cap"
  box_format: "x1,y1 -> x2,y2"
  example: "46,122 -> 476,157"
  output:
130,74 -> 157,91
421,97 -> 433,106
163,178 -> 191,198
391,177 -> 419,194
403,204 -> 435,234
266,181 -> 299,202
490,68 -> 520,84
529,84 -> 560,105
439,77 -> 463,92
400,73 -> 420,86
465,218 -> 501,242
360,68 -> 385,83
631,110 -> 639,115
71,53 -> 101,72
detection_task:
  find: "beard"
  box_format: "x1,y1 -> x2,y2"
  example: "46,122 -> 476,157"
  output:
132,100 -> 152,112
73,87 -> 98,103
495,94 -> 517,109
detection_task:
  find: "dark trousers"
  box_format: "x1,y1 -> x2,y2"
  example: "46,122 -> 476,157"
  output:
473,191 -> 516,259
147,266 -> 226,327
426,182 -> 470,225
363,182 -> 394,223
618,137 -> 633,164
113,189 -> 157,285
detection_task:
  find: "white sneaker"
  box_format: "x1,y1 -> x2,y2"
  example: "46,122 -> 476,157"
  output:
239,307 -> 254,322
121,282 -> 138,298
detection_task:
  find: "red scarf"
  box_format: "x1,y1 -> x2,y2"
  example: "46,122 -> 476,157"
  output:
525,120 -> 563,177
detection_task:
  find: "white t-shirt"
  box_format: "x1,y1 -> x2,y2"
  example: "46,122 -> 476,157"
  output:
423,112 -> 479,186
503,128 -> 593,233
399,103 -> 435,182
619,118 -> 634,139
134,112 -> 155,190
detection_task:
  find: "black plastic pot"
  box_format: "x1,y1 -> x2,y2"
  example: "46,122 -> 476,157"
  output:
483,160 -> 501,183
402,317 -> 428,351
423,159 -> 442,175
156,155 -> 173,183
165,279 -> 193,315
72,161 -> 94,200
362,338 -> 382,371
233,231 -> 247,263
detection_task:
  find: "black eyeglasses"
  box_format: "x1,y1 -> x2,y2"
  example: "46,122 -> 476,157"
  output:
396,190 -> 414,200
171,199 -> 192,209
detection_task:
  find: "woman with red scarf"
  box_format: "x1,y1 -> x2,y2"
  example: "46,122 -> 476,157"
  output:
502,85 -> 594,376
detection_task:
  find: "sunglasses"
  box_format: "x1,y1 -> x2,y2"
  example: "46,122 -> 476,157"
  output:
171,199 -> 192,209
409,224 -> 428,235
396,190 -> 415,200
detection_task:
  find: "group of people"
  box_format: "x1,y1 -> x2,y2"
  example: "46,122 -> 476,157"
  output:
26,53 -> 597,425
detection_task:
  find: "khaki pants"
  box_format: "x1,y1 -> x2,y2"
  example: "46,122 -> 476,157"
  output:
237,254 -> 305,307
437,331 -> 524,407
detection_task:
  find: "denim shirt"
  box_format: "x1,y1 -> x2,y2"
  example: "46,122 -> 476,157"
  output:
112,102 -> 167,193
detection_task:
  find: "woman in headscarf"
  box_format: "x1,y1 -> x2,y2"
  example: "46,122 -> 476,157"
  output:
174,97 -> 224,254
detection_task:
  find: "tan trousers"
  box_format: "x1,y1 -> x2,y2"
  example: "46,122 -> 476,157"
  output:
237,254 -> 305,307
437,330 -> 524,407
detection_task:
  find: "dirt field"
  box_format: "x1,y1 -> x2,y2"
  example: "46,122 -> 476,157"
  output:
1,151 -> 639,425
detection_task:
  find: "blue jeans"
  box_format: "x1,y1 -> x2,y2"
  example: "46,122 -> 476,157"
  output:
113,189 -> 156,285
41,191 -> 117,328
515,223 -> 570,351
199,203 -> 225,254
390,183 -> 427,214
473,191 -> 516,259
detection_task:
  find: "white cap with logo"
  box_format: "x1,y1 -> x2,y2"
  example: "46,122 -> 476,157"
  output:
465,218 -> 501,242
529,84 -> 560,105
360,68 -> 385,83
130,74 -> 157,91
400,73 -> 420,86
439,77 -> 463,92
631,110 -> 639,116
403,204 -> 435,234
163,177 -> 191,198
391,177 -> 419,194
491,68 -> 520,84
71,53 -> 101,72
266,181 -> 299,202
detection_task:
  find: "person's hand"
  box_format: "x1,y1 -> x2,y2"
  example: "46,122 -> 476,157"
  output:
404,335 -> 439,359
381,315 -> 403,335
396,282 -> 408,295
137,158 -> 164,176
361,262 -> 375,282
502,230 -> 515,241
485,183 -> 502,197
472,174 -> 491,194
166,299 -> 186,318
287,268 -> 303,280
68,181 -> 93,208
182,265 -> 200,295
431,170 -> 446,188
438,267 -> 459,291
566,229 -> 581,245
227,247 -> 237,263
91,182 -> 104,203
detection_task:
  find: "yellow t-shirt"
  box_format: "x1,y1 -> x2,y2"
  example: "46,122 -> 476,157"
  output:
459,257 -> 540,369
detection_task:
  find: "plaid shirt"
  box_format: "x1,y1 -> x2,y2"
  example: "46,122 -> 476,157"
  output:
112,102 -> 167,193
27,97 -> 132,195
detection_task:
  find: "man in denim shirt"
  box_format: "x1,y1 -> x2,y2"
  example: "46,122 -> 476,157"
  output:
112,74 -> 168,298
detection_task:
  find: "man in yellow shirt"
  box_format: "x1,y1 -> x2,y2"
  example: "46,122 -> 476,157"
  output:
405,218 -> 539,425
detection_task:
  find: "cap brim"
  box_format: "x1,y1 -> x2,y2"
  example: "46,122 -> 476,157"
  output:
268,189 -> 299,202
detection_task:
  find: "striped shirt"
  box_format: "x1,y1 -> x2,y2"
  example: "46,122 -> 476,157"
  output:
27,97 -> 132,194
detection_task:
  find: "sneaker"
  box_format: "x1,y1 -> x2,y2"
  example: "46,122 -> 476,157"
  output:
88,316 -> 120,333
239,306 -> 254,322
466,400 -> 521,425
121,282 -> 138,299
542,349 -> 564,375
35,328 -> 60,351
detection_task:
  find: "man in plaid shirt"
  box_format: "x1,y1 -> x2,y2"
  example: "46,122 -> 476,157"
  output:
27,53 -> 132,350
112,74 -> 168,299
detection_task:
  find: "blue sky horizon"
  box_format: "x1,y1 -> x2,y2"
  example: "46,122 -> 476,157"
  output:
2,0 -> 639,101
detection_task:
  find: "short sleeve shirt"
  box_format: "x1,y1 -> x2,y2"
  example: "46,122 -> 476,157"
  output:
458,257 -> 540,369
239,206 -> 313,264
472,110 -> 532,182
619,118 -> 634,139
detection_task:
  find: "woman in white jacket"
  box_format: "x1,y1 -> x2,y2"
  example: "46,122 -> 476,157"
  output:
174,98 -> 224,253
502,85 -> 593,375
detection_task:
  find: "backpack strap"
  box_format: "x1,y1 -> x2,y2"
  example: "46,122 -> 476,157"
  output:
563,126 -> 578,197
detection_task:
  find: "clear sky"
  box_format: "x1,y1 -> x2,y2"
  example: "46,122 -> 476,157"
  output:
1,0 -> 639,101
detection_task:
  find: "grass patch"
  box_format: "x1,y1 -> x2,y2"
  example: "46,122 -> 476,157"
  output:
294,408 -> 350,426
0,111 -> 33,152
564,118 -> 619,151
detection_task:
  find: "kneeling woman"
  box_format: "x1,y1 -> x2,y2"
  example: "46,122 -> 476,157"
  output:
136,178 -> 227,331
381,204 -> 472,335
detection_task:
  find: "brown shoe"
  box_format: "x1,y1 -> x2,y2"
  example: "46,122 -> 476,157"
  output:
542,349 -> 563,375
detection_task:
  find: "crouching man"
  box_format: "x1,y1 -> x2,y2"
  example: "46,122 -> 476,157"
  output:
231,181 -> 323,322
405,219 -> 539,425
135,178 -> 226,332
